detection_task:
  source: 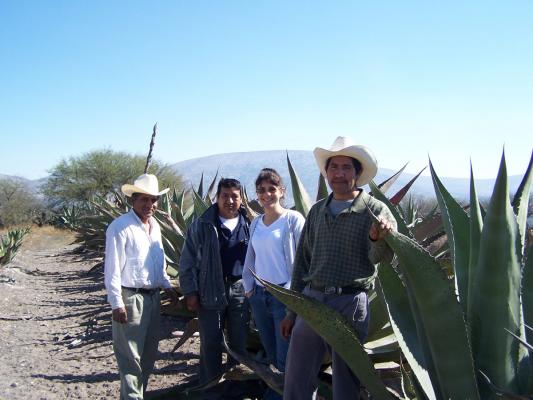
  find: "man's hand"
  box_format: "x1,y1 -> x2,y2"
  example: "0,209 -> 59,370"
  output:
164,288 -> 179,304
245,289 -> 254,298
186,294 -> 201,312
112,307 -> 128,324
280,316 -> 295,340
369,217 -> 394,241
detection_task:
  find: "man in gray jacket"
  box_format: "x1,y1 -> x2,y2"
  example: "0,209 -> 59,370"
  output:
179,178 -> 251,399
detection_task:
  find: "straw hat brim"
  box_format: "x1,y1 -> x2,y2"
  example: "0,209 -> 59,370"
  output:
121,184 -> 170,197
313,145 -> 378,186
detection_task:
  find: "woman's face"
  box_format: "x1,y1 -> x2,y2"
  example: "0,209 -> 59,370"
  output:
256,181 -> 284,210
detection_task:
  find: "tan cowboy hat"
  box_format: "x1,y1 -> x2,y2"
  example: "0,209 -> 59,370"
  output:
121,174 -> 170,197
313,136 -> 378,186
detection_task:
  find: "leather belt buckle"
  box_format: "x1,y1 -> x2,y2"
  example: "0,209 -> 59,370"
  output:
324,286 -> 339,295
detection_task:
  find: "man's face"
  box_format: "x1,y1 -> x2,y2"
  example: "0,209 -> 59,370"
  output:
326,155 -> 360,199
132,193 -> 159,222
217,187 -> 242,219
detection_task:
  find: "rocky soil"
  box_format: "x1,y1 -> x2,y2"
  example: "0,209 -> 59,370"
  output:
0,227 -> 199,400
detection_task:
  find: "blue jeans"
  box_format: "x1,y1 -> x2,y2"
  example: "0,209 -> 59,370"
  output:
248,285 -> 289,372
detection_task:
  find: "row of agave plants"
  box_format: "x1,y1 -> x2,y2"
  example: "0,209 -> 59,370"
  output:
0,227 -> 31,266
60,151 -> 532,399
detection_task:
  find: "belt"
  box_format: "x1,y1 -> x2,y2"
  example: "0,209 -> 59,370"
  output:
310,282 -> 364,295
121,286 -> 159,295
224,275 -> 242,284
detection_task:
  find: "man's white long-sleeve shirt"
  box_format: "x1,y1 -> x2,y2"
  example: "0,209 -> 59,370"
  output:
104,209 -> 172,309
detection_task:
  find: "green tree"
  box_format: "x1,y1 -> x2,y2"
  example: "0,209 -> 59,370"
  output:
42,149 -> 184,206
0,178 -> 44,227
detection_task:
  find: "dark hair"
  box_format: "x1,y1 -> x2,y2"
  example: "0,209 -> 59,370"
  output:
216,178 -> 242,197
255,168 -> 284,188
130,193 -> 160,203
325,157 -> 362,174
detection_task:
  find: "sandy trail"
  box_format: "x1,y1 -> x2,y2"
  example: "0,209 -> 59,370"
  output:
0,227 -> 198,400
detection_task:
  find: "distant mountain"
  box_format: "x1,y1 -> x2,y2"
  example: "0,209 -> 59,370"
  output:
172,150 -> 528,206
2,151 -> 528,207
0,174 -> 46,194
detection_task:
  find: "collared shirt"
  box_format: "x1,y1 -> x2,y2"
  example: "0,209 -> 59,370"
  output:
290,190 -> 397,294
104,209 -> 172,309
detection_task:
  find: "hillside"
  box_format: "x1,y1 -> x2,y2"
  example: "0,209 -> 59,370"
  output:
1,151 -> 528,207
171,150 -> 527,206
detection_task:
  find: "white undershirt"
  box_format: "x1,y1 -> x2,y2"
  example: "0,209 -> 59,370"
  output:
251,212 -> 289,286
219,215 -> 239,232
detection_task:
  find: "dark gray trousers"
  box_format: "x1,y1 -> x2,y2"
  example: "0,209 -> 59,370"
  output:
283,286 -> 369,400
198,280 -> 250,398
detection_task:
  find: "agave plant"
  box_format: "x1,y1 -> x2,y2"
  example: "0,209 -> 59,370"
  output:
263,150 -> 533,400
0,227 -> 31,266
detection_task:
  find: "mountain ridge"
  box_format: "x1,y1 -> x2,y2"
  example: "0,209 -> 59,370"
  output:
171,150 -> 528,205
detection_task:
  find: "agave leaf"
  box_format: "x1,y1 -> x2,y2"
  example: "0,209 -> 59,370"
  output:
366,340 -> 401,364
505,328 -> 533,353
411,213 -> 444,243
197,172 -> 205,198
171,189 -> 188,232
467,164 -> 483,323
365,323 -> 394,344
287,152 -> 312,217
521,245 -> 533,395
377,263 -> 436,400
223,333 -> 284,395
256,276 -> 394,400
389,167 -> 426,206
470,152 -> 522,397
241,188 -> 259,221
171,318 -> 199,353
316,174 -> 329,201
366,290 -> 393,342
191,189 -> 209,218
377,162 -> 408,194
368,181 -> 411,237
206,170 -> 219,201
478,371 -> 532,400
511,150 -> 533,257
429,159 -> 471,314
375,222 -> 480,399
160,192 -> 171,215
523,245 -> 533,346
399,356 -> 425,400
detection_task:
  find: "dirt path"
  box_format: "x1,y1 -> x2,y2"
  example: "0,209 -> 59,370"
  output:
0,227 -> 198,400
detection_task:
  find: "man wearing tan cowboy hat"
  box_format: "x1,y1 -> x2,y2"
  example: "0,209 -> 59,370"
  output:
104,173 -> 178,399
280,137 -> 397,400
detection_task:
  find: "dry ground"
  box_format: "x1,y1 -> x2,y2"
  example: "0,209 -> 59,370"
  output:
0,227 -> 199,400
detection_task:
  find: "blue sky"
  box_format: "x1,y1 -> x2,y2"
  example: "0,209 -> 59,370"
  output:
1,1 -> 532,180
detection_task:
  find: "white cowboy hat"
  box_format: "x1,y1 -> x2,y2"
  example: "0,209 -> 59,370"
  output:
121,174 -> 170,197
313,136 -> 378,186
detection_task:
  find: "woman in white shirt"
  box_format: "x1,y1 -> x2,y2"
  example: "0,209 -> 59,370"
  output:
243,168 -> 305,376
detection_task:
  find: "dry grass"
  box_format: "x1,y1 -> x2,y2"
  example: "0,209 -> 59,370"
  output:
8,225 -> 76,251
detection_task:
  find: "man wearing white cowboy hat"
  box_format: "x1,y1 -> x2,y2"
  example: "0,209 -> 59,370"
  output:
104,173 -> 178,399
280,137 -> 397,400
